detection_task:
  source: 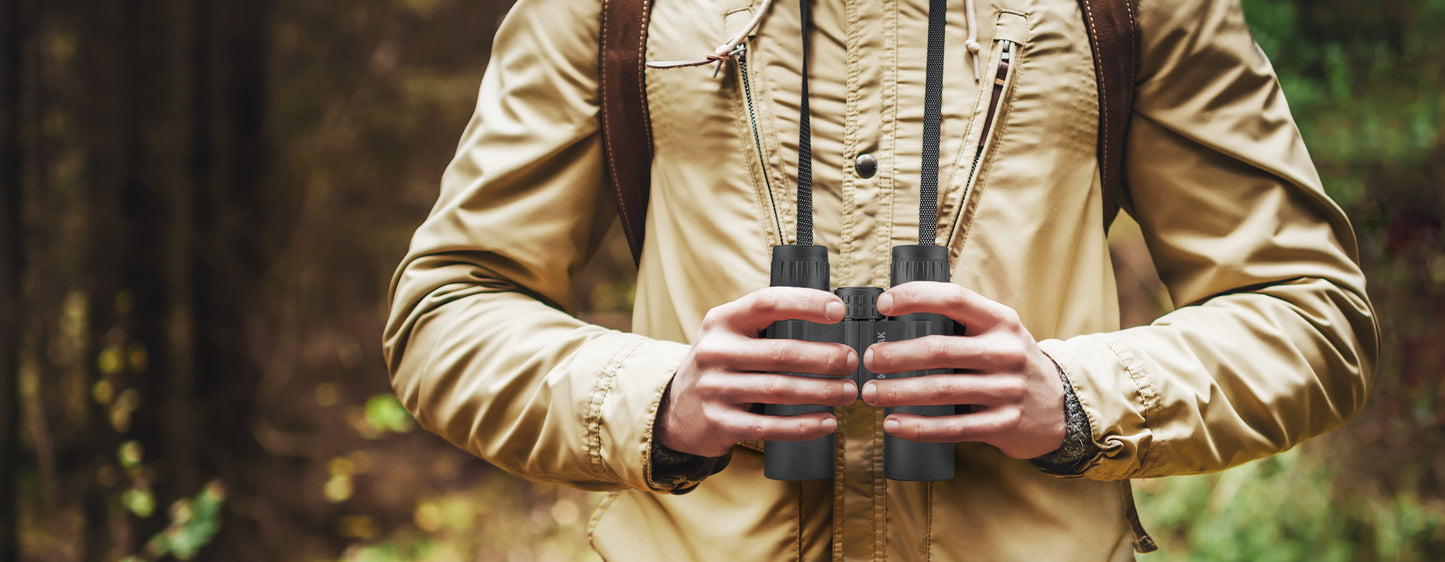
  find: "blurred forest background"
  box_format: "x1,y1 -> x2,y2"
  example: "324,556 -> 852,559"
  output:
0,0 -> 1441,559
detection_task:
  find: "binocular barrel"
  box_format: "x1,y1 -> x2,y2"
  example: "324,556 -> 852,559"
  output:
883,245 -> 955,482
762,244 -> 956,482
763,245 -> 835,481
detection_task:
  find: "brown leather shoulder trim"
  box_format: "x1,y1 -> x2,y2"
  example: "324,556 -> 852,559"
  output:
599,0 -> 655,265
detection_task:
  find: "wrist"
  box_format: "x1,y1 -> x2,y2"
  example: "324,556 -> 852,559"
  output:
648,377 -> 731,493
1030,362 -> 1100,475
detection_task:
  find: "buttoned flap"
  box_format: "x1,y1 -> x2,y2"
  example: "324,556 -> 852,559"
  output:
723,0 -> 756,40
995,9 -> 1029,43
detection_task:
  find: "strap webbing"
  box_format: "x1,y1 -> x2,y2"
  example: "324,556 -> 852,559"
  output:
796,0 -> 947,246
795,0 -> 815,246
918,0 -> 947,245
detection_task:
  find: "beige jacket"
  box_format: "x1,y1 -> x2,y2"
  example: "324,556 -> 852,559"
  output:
384,0 -> 1378,558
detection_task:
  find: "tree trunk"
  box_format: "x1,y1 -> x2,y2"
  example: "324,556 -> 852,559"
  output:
1,0 -> 26,557
193,0 -> 277,556
80,0 -> 127,556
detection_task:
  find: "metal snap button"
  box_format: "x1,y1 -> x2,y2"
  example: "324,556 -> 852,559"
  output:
854,153 -> 878,179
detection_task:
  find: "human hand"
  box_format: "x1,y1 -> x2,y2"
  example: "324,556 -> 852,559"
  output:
657,287 -> 860,458
861,282 -> 1066,459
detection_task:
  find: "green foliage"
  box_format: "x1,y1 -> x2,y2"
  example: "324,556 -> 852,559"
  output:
339,479 -> 602,562
363,394 -> 416,436
1137,447 -> 1445,560
135,481 -> 227,561
122,488 -> 156,519
1242,0 -> 1445,206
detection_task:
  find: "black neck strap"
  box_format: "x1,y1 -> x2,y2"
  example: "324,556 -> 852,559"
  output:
795,0 -> 947,246
796,0 -> 816,246
918,0 -> 946,245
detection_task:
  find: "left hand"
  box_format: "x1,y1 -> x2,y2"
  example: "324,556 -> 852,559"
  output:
861,281 -> 1066,460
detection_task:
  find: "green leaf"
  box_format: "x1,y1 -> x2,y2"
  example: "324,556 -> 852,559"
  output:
364,394 -> 415,434
122,488 -> 155,518
117,440 -> 144,468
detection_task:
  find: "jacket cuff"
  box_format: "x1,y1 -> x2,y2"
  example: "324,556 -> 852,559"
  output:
1030,361 -> 1101,476
649,441 -> 733,494
1037,335 -> 1157,480
588,335 -> 694,492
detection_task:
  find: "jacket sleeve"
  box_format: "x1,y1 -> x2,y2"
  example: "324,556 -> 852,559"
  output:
1037,0 -> 1379,480
382,0 -> 693,492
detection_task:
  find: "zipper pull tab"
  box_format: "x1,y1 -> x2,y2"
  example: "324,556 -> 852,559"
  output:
714,43 -> 746,78
966,40 -> 982,82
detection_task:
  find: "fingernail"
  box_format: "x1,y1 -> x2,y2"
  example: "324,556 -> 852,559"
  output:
843,380 -> 857,396
821,417 -> 838,432
884,418 -> 900,433
876,293 -> 893,313
863,347 -> 875,367
825,301 -> 845,323
861,382 -> 876,404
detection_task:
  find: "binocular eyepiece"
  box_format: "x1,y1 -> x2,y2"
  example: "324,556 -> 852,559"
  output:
762,244 -> 956,481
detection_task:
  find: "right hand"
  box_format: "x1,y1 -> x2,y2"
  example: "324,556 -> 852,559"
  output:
656,287 -> 860,458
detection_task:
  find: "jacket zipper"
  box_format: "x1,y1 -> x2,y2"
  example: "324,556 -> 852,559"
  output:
975,41 -> 1013,164
946,40 -> 1016,247
735,44 -> 785,242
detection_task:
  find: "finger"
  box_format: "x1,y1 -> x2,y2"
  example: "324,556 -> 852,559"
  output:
705,287 -> 845,336
875,282 -> 1016,332
708,372 -> 857,407
862,374 -> 1023,408
718,410 -> 839,443
864,334 -> 1026,375
717,338 -> 856,377
882,408 -> 1020,443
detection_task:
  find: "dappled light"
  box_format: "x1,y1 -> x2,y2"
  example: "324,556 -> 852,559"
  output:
1,0 -> 1441,560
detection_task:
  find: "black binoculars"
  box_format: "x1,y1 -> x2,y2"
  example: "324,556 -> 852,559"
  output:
761,243 -> 957,482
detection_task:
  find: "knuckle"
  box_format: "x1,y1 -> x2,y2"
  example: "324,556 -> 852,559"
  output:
999,409 -> 1023,432
940,377 -> 968,399
750,419 -> 769,441
713,377 -> 742,400
795,418 -> 812,441
1003,350 -> 1028,373
1000,377 -> 1027,401
828,348 -> 851,374
945,418 -> 969,439
759,375 -> 782,398
947,291 -> 971,313
691,375 -> 720,397
717,414 -> 746,437
875,381 -> 897,403
700,307 -> 727,330
821,381 -> 845,404
913,419 -> 934,441
766,343 -> 790,368
693,342 -> 727,368
928,337 -> 955,361
702,405 -> 729,429
752,292 -> 782,316
987,338 -> 1027,371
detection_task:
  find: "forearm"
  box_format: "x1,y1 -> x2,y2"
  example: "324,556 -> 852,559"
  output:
1041,275 -> 1375,480
387,280 -> 692,491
